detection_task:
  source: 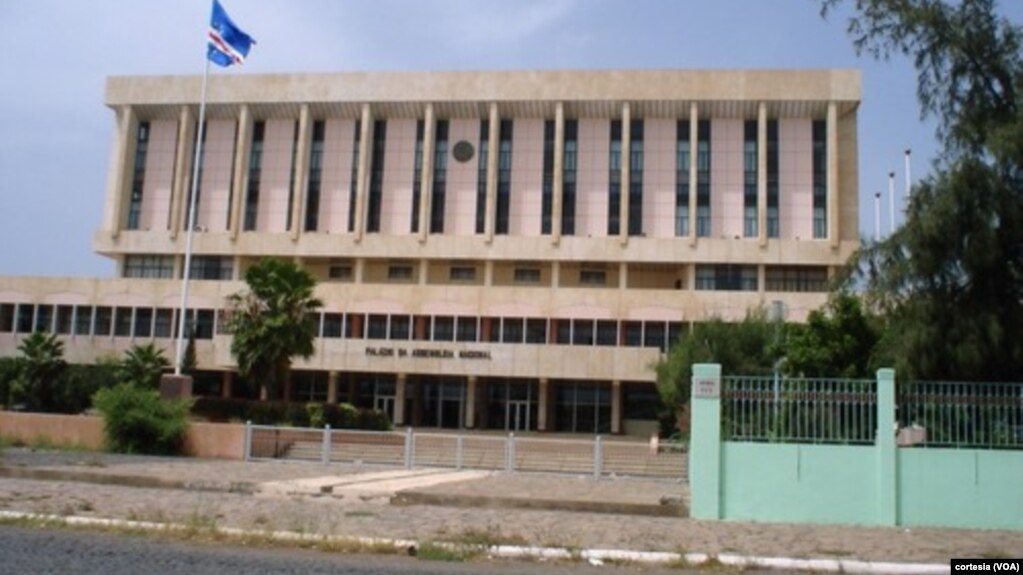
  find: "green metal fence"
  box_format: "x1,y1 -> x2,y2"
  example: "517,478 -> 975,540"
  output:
898,380 -> 1023,449
721,376 -> 877,444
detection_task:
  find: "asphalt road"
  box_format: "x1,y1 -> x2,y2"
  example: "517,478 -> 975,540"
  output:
0,525 -> 764,575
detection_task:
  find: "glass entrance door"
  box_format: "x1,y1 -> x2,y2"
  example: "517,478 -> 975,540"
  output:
373,380 -> 396,424
507,400 -> 531,431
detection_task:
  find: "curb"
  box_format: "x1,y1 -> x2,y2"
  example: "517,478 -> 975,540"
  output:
391,491 -> 686,517
0,510 -> 949,574
0,466 -> 255,494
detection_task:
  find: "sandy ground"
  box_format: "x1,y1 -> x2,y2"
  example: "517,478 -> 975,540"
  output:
1,449 -> 1020,564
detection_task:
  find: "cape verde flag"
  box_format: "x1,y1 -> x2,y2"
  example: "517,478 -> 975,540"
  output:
208,0 -> 255,67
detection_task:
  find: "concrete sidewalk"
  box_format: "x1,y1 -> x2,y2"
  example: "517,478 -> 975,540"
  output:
0,448 -> 1019,571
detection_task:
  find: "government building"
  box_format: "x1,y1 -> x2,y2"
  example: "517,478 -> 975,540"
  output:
0,70 -> 860,436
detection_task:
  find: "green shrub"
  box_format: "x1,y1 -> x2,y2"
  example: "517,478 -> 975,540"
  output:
191,398 -> 389,430
306,403 -> 325,428
0,357 -> 21,408
92,383 -> 192,455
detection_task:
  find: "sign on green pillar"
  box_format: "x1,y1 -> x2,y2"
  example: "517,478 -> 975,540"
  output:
689,363 -> 722,520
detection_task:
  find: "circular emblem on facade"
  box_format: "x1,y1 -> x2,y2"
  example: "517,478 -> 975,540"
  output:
452,140 -> 475,163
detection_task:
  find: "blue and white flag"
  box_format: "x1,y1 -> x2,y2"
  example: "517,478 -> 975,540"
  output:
207,0 -> 255,67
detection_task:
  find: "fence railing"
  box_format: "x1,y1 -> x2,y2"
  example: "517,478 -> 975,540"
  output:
898,380 -> 1023,449
721,376 -> 877,444
245,424 -> 687,481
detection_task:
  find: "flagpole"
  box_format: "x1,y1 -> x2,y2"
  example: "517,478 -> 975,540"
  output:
174,57 -> 212,375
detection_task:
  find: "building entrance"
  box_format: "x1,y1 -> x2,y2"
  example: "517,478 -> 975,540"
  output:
507,400 -> 531,431
422,377 -> 465,429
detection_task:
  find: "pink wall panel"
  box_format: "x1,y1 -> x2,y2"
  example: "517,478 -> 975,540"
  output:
642,118 -> 676,238
317,119 -> 355,234
508,119 -> 543,237
779,119 -> 814,240
710,119 -> 744,238
379,119 -> 416,235
257,119 -> 296,233
445,119 -> 480,236
574,118 -> 610,238
138,120 -> 177,231
195,120 -> 235,232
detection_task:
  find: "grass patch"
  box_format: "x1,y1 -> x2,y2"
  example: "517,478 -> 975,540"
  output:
416,542 -> 480,562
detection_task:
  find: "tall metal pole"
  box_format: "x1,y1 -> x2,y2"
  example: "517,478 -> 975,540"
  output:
174,58 -> 212,375
888,171 -> 896,236
904,148 -> 912,212
874,191 -> 881,242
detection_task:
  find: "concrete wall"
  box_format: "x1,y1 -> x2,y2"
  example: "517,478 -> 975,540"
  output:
898,448 -> 1023,531
690,365 -> 1023,530
0,412 -> 244,460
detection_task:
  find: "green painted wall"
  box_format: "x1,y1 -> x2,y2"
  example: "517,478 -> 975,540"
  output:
898,448 -> 1023,530
721,442 -> 878,525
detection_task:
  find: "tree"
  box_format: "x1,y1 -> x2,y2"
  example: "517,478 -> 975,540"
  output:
225,259 -> 323,400
823,0 -> 1023,380
655,309 -> 780,433
10,332 -> 67,412
785,292 -> 881,378
118,343 -> 171,389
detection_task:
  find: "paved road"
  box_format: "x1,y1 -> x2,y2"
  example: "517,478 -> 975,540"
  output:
0,525 -> 777,575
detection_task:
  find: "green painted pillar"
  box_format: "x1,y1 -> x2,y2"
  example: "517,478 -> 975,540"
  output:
690,363 -> 722,520
876,368 -> 897,526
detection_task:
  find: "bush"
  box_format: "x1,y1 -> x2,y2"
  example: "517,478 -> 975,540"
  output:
191,397 -> 391,430
92,383 -> 192,455
0,357 -> 20,408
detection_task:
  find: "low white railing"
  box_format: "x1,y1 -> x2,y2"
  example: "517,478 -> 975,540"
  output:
244,423 -> 687,481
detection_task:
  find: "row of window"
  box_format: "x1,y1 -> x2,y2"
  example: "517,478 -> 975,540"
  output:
0,303 -> 215,340
0,302 -> 680,352
127,118 -> 831,240
121,255 -> 827,292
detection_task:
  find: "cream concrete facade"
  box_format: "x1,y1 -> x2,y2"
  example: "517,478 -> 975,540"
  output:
1,69 -> 861,435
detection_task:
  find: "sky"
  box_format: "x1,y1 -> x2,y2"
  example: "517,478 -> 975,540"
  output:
1,0 -> 1020,278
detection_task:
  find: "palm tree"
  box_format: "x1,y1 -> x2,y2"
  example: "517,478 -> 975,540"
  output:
13,332 -> 67,412
225,259 -> 322,401
119,343 -> 171,389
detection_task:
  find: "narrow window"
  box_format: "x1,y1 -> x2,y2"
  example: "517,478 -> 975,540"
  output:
126,122 -> 149,230
429,121 -> 449,233
304,120 -> 325,232
812,120 -> 827,239
495,120 -> 513,235
743,121 -> 758,238
676,120 -> 690,236
243,121 -> 265,231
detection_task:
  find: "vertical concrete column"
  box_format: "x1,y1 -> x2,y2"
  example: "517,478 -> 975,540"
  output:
619,262 -> 628,290
105,105 -> 138,240
221,371 -> 234,399
484,102 -> 499,243
290,104 -> 312,241
232,256 -> 243,280
418,260 -> 429,285
619,102 -> 631,246
827,102 -> 840,249
395,373 -> 407,426
757,264 -> 766,294
538,378 -> 550,431
327,371 -> 339,404
353,104 -> 372,243
757,102 -> 768,247
170,105 -> 196,240
465,376 -> 477,429
353,258 -> 365,284
610,380 -> 622,435
876,368 -> 897,526
551,261 -> 560,288
229,105 -> 253,241
552,101 -> 565,245
688,103 -> 699,246
690,363 -> 722,520
484,260 -> 494,287
418,103 -> 436,242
